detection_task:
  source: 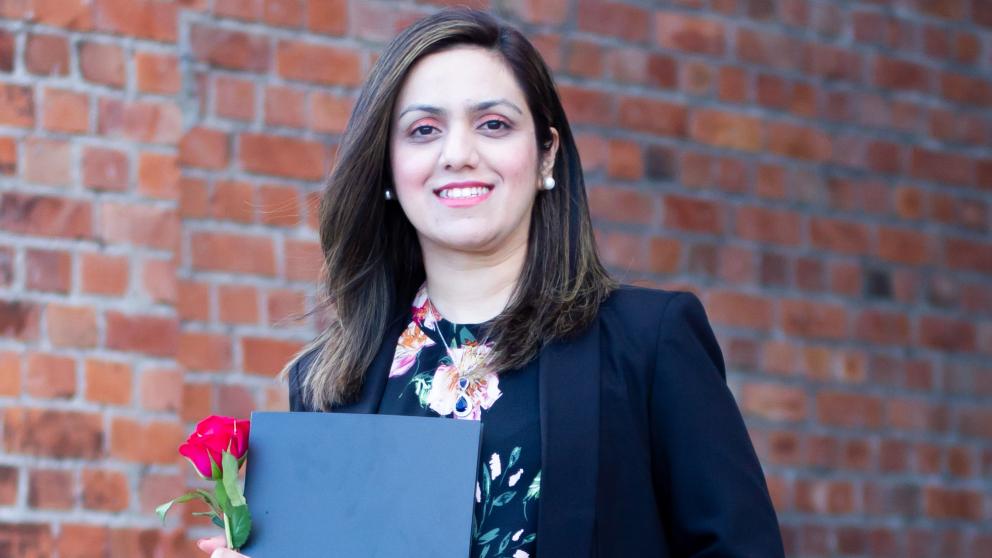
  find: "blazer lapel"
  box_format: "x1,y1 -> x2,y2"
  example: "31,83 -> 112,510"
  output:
536,318 -> 601,558
333,309 -> 410,414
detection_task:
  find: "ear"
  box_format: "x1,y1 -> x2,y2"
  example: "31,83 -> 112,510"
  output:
539,127 -> 560,178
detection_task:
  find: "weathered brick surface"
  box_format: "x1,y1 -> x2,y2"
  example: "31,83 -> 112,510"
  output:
0,1 -> 989,556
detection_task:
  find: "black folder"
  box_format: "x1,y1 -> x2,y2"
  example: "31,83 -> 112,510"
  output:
240,411 -> 482,558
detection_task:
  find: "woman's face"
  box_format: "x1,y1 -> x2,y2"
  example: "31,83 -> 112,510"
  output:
390,46 -> 558,257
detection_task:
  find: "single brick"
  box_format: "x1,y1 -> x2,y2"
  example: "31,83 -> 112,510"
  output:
105,311 -> 179,357
241,336 -> 303,377
135,51 -> 180,93
42,88 -> 88,133
46,304 -> 98,348
25,249 -> 70,293
79,41 -> 125,88
276,40 -> 361,86
190,231 -> 276,276
23,138 -> 70,186
82,146 -> 129,191
179,127 -> 229,169
84,358 -> 133,406
25,34 -> 69,75
239,133 -> 327,180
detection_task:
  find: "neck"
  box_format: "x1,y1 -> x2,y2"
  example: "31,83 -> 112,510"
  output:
420,236 -> 528,325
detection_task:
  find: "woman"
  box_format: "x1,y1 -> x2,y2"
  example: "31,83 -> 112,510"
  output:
198,8 -> 784,558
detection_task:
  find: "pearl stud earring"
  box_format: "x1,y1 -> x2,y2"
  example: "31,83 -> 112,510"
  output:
542,176 -> 556,190
384,188 -> 394,200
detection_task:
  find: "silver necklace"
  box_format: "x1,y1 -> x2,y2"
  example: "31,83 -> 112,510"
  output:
427,297 -> 488,419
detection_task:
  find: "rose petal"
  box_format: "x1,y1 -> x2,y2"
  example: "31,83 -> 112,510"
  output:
179,442 -> 215,479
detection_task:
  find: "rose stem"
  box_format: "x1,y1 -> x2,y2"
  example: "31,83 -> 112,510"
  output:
224,512 -> 234,549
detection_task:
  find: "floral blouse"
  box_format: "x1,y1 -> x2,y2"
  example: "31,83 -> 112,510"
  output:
378,284 -> 541,558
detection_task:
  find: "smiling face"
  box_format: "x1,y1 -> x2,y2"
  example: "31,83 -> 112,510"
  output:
390,46 -> 558,259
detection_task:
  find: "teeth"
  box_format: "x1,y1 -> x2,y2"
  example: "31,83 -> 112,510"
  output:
438,187 -> 489,199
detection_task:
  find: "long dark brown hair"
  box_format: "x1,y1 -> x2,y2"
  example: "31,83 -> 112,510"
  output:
279,7 -> 616,411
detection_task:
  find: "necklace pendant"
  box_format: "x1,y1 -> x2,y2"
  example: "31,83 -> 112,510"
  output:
453,391 -> 474,418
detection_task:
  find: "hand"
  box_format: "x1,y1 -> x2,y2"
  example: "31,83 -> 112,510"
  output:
196,535 -> 251,558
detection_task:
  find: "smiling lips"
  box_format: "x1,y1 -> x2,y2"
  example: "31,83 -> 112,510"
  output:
433,181 -> 494,208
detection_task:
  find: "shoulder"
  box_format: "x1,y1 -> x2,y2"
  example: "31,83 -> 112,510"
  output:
291,345 -> 321,382
590,284 -> 708,367
288,345 -> 322,412
597,283 -> 702,333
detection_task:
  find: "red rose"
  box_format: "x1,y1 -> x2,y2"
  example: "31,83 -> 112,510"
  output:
178,415 -> 250,480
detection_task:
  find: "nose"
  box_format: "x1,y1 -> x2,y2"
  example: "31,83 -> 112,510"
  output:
438,122 -> 479,170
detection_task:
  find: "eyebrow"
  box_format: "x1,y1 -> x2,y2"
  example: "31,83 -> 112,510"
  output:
397,99 -> 524,120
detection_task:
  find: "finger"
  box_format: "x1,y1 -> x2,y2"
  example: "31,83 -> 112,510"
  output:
211,549 -> 249,558
197,535 -> 227,554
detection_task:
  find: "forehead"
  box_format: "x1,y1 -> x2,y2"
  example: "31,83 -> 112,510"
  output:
393,46 -> 528,114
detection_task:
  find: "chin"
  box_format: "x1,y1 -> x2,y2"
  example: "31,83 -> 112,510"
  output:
430,228 -> 504,253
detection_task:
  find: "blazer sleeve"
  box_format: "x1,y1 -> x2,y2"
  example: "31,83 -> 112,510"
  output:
649,292 -> 785,557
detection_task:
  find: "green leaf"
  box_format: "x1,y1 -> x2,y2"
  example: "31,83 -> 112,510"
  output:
522,533 -> 536,544
523,470 -> 540,521
155,491 -> 208,523
209,452 -> 222,480
524,471 -> 540,503
228,504 -> 252,550
482,463 -> 491,501
479,544 -> 489,558
492,491 -> 515,506
477,528 -> 499,544
506,447 -> 521,472
497,530 -> 512,554
411,373 -> 433,408
222,451 -> 246,507
215,477 -> 230,516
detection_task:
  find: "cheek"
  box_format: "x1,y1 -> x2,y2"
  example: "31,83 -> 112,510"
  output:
390,143 -> 434,193
389,143 -> 437,228
489,138 -> 539,192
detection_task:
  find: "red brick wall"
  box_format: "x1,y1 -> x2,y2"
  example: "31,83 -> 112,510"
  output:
1,1 -> 990,556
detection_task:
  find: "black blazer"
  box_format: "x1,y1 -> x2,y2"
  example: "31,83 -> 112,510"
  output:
288,285 -> 785,557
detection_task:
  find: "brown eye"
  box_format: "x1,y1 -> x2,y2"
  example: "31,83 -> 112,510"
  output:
481,119 -> 509,131
412,125 -> 436,136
